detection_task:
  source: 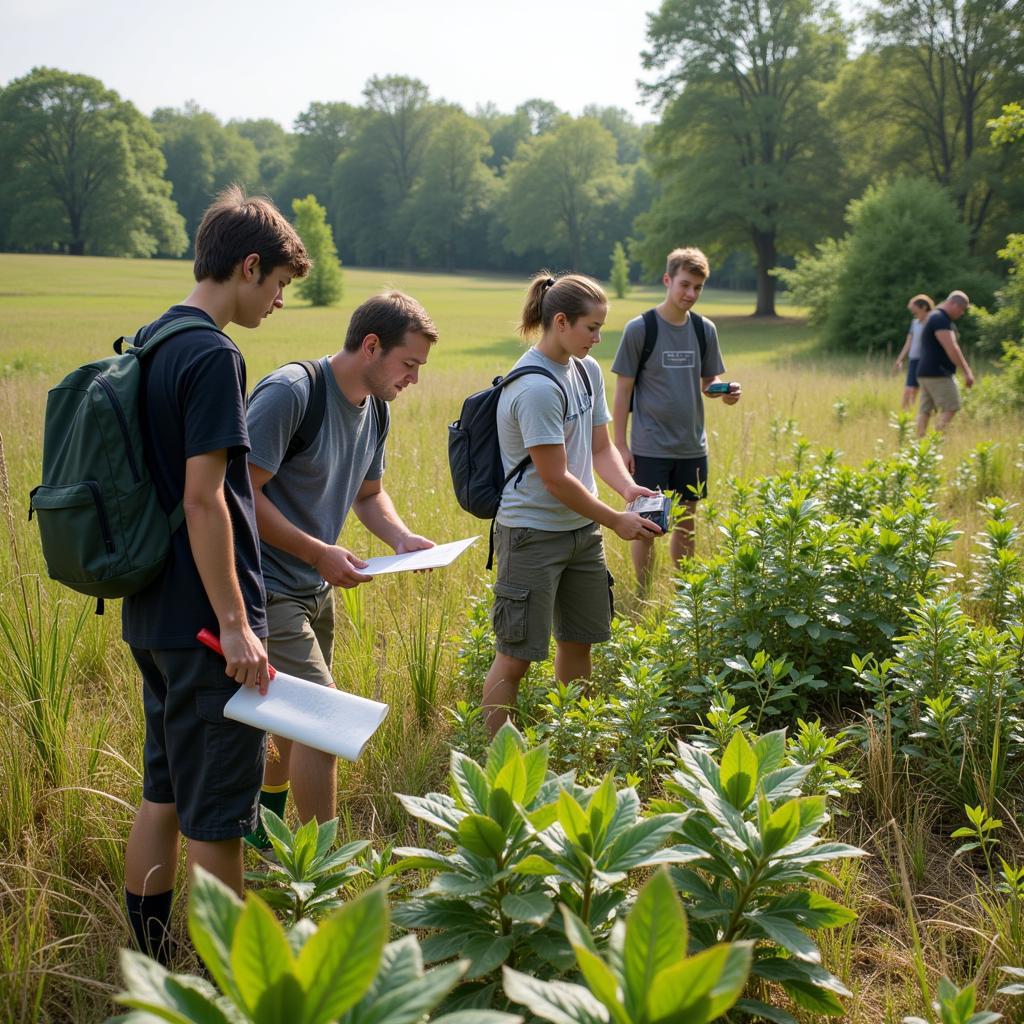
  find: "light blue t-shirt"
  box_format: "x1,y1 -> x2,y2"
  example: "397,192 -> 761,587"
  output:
908,318 -> 925,360
246,357 -> 388,596
495,349 -> 611,531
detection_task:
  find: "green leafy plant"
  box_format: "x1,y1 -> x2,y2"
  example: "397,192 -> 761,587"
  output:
952,804 -> 1003,880
903,975 -> 1003,1024
653,730 -> 865,1021
503,868 -> 752,1024
391,725 -> 695,988
109,868 -> 519,1024
245,809 -> 369,925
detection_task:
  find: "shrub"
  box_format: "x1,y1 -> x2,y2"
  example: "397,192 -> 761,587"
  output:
292,194 -> 343,306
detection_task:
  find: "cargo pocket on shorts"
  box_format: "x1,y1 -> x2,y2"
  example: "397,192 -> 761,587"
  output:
194,689 -> 246,798
493,581 -> 529,645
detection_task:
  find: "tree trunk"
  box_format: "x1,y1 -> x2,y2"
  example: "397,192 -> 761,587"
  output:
69,239 -> 85,256
752,229 -> 778,317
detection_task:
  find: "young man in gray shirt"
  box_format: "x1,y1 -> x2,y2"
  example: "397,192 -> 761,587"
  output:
611,247 -> 742,587
244,292 -> 437,843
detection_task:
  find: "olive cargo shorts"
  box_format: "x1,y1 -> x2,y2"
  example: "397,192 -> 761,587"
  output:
491,521 -> 614,662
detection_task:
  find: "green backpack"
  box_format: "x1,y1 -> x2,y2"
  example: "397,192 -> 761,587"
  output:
29,316 -> 217,612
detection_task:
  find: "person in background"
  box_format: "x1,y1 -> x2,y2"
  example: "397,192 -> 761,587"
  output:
916,290 -> 975,437
893,294 -> 935,410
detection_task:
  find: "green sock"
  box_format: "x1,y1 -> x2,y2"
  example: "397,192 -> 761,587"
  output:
244,784 -> 289,850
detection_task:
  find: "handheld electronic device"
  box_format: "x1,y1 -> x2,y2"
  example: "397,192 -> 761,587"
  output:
705,381 -> 734,395
626,493 -> 671,532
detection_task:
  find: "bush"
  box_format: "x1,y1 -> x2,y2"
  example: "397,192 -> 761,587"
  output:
292,194 -> 343,306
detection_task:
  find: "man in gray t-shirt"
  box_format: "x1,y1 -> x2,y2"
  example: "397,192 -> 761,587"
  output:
243,292 -> 438,845
611,247 -> 742,586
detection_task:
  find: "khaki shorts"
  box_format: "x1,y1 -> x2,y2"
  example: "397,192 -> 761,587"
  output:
917,375 -> 961,414
265,585 -> 335,686
492,521 -> 613,662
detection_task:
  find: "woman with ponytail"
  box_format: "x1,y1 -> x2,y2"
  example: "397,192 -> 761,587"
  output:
482,272 -> 662,736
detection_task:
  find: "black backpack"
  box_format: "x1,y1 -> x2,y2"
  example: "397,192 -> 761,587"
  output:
448,358 -> 592,567
253,359 -> 388,465
629,309 -> 707,411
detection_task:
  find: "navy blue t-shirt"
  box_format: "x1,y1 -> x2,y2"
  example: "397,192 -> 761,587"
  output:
122,305 -> 267,649
917,309 -> 956,377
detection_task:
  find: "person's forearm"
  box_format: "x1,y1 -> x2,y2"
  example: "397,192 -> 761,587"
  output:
254,488 -> 324,566
593,445 -> 635,498
896,337 -> 912,362
185,494 -> 248,630
353,489 -> 412,549
938,333 -> 971,373
612,382 -> 632,448
541,471 -> 619,527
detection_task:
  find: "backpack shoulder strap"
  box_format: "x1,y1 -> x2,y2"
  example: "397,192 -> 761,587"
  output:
282,360 -> 328,464
691,312 -> 707,367
115,316 -> 226,357
637,309 -> 659,382
570,357 -> 593,397
497,365 -> 571,418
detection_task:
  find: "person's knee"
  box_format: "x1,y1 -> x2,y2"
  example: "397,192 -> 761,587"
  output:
490,652 -> 530,681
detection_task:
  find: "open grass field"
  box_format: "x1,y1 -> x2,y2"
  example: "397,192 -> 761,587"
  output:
1,253 -> 1022,1022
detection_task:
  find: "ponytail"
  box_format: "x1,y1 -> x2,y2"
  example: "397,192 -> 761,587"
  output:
517,271 -> 607,338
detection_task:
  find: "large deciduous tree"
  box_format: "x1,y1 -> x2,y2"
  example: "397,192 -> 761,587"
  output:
0,67 -> 186,256
502,116 -> 627,272
639,0 -> 848,316
152,103 -> 261,243
863,0 -> 1024,252
408,110 -> 496,270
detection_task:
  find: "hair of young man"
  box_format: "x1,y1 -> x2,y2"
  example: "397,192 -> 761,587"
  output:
666,247 -> 710,281
910,294 -> 935,311
946,290 -> 970,308
343,291 -> 439,354
193,184 -> 312,283
518,271 -> 608,338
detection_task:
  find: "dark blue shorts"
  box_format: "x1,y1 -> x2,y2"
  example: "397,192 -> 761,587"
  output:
905,358 -> 920,388
132,645 -> 266,841
633,455 -> 709,502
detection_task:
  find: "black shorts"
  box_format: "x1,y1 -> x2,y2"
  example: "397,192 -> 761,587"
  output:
633,455 -> 709,502
132,645 -> 266,841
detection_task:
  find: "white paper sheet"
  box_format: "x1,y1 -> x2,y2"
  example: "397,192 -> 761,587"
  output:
360,535 -> 479,576
224,670 -> 389,761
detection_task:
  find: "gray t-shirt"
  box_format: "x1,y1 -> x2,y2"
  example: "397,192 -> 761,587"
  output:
496,349 -> 612,531
611,310 -> 725,459
247,357 -> 388,596
908,318 -> 925,360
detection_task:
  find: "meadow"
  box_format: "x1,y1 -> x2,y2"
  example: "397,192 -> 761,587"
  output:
0,253 -> 1022,1022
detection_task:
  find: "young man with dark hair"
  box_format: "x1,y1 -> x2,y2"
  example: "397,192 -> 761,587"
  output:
243,291 -> 438,838
122,185 -> 309,963
916,290 -> 974,437
611,247 -> 741,587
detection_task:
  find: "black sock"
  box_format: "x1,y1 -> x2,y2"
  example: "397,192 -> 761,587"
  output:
125,888 -> 174,966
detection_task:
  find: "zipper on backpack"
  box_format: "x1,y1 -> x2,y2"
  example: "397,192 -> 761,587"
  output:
95,375 -> 142,483
84,480 -> 116,553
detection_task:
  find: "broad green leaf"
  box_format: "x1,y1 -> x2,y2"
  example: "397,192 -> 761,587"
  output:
354,960 -> 467,1024
521,745 -> 550,805
396,792 -> 466,832
432,1012 -> 524,1024
313,818 -> 339,863
187,866 -> 245,1005
770,891 -> 857,930
602,814 -> 688,872
512,854 -> 559,876
428,874 -> 491,897
528,801 -> 560,832
752,730 -> 788,773
115,950 -> 232,1022
292,817 -> 319,876
601,788 -> 643,849
458,814 -> 507,860
295,883 -> 387,1024
494,749 -> 528,804
391,898 -> 486,931
230,896 -> 293,1012
486,724 -> 524,782
315,838 -> 370,874
646,943 -> 731,1021
755,957 -> 851,997
622,869 -> 686,1019
703,943 -> 755,1019
421,930 -> 477,963
368,934 -> 423,992
488,787 -> 517,832
462,934 -> 515,978
557,791 -> 592,851
734,997 -> 797,1023
392,846 -> 458,871
586,775 -> 618,849
720,732 -> 759,809
501,891 -> 555,925
503,966 -> 609,1024
745,911 -> 820,962
779,978 -> 846,1016
562,909 -> 629,1024
252,974 -> 308,1024
762,799 -> 802,858
451,751 -> 492,813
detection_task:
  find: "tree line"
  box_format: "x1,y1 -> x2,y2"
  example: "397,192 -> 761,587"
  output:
0,0 -> 1021,317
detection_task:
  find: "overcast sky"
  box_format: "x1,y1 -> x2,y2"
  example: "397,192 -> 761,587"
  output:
1,0 -> 665,128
